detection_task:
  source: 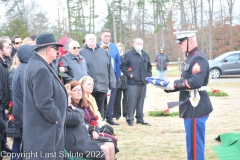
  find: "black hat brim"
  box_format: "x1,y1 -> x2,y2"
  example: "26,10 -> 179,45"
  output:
33,42 -> 63,51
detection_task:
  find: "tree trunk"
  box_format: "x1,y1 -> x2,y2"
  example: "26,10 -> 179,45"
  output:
201,0 -> 204,51
153,1 -> 159,55
112,0 -> 117,43
93,0 -> 95,33
208,0 -> 213,60
227,0 -> 236,45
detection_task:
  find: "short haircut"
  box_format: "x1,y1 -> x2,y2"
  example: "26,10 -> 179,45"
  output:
64,39 -> 72,50
0,39 -> 8,50
35,47 -> 46,54
11,35 -> 21,43
0,36 -> 10,40
133,38 -> 143,44
30,35 -> 37,41
85,34 -> 96,40
68,40 -> 80,48
101,28 -> 111,34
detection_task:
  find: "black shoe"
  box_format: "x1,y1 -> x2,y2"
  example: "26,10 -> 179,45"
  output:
136,121 -> 151,126
107,119 -> 120,126
126,120 -> 133,126
3,144 -> 12,152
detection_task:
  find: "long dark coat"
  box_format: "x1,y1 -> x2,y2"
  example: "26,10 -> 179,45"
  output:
23,54 -> 68,160
65,107 -> 104,159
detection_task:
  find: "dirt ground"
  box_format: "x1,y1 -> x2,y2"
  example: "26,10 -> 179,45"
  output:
4,80 -> 240,160
113,81 -> 240,160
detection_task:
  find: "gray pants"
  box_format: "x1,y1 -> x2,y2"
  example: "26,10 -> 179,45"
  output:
127,84 -> 146,123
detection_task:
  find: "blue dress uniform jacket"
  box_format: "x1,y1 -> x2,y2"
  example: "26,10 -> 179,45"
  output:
167,47 -> 213,118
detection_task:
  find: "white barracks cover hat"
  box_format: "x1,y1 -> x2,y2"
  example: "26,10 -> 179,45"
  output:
173,30 -> 197,44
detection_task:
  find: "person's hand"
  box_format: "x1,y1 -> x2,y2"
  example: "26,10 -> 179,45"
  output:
70,104 -> 76,110
121,72 -> 124,76
55,121 -> 58,124
145,77 -> 175,90
163,80 -> 175,90
92,131 -> 99,140
5,109 -> 9,114
59,67 -> 65,72
130,74 -> 133,78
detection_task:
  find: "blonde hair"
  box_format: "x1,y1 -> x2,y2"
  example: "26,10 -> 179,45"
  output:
9,54 -> 20,71
117,43 -> 124,48
79,76 -> 99,115
22,37 -> 33,45
79,76 -> 94,86
100,44 -> 109,52
64,83 -> 72,95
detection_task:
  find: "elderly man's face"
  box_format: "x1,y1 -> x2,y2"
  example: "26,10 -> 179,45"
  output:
86,36 -> 96,47
133,39 -> 143,52
69,41 -> 80,56
1,42 -> 12,59
101,32 -> 111,44
48,46 -> 59,61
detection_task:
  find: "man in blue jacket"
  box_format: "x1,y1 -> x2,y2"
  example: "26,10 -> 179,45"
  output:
99,29 -> 121,125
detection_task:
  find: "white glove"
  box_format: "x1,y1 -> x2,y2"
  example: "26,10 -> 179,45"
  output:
164,80 -> 175,90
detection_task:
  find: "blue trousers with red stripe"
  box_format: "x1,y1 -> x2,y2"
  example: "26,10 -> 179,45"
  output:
184,115 -> 209,160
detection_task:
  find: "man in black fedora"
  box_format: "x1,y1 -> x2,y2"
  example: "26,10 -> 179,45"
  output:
22,34 -> 68,160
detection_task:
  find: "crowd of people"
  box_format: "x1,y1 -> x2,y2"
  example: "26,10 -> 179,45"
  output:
0,29 -> 212,160
0,29 -> 153,160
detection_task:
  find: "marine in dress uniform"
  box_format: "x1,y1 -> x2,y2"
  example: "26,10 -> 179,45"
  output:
155,31 -> 213,160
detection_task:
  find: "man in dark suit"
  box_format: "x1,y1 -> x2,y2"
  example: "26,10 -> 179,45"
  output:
23,34 -> 68,160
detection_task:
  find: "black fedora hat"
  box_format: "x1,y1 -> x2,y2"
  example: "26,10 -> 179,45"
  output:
34,33 -> 63,51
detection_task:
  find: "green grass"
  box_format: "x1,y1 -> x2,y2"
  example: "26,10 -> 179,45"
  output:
152,64 -> 181,77
149,109 -> 179,117
207,90 -> 228,96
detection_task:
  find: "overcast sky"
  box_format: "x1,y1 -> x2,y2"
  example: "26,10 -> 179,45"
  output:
0,0 -> 108,31
1,0 -> 240,30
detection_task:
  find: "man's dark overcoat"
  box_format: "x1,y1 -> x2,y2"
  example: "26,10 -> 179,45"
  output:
23,54 -> 68,160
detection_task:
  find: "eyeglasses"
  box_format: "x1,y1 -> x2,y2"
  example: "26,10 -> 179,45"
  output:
73,47 -> 80,50
72,89 -> 82,93
15,42 -> 22,45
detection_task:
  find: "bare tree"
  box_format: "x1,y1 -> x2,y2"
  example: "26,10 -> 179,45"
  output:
227,0 -> 236,44
112,0 -> 117,43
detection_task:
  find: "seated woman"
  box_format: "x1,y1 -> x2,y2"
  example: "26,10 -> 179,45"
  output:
79,76 -> 115,136
65,81 -> 115,160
